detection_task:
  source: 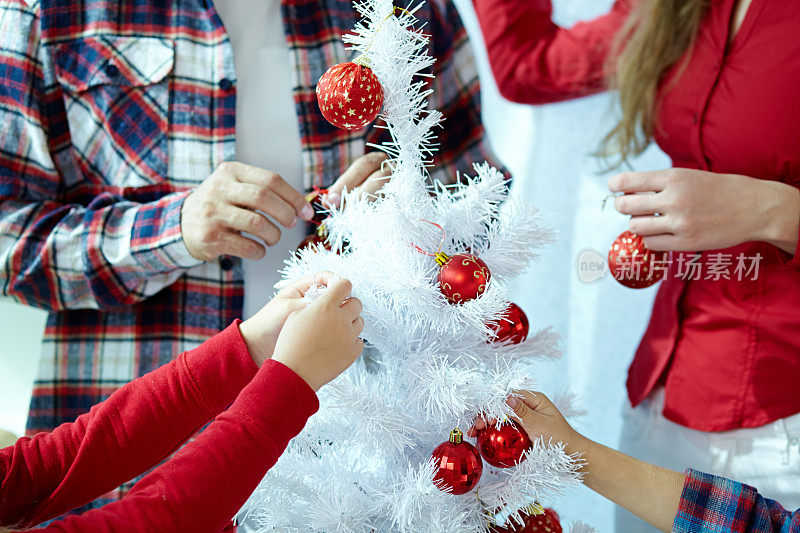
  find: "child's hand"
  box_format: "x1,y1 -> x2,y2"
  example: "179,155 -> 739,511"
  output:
238,272 -> 333,366
271,277 -> 364,391
467,391 -> 582,455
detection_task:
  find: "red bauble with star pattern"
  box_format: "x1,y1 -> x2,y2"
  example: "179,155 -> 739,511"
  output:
608,231 -> 669,289
435,252 -> 491,304
476,419 -> 532,468
491,303 -> 529,345
490,506 -> 563,533
316,61 -> 384,131
431,429 -> 483,495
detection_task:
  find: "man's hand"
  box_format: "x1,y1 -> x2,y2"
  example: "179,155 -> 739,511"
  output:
327,152 -> 392,206
181,162 -> 315,261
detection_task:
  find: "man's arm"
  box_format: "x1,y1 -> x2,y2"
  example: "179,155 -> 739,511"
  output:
0,1 -> 202,311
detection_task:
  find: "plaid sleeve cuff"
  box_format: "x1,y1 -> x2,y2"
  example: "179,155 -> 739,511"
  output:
130,191 -> 203,273
673,469 -> 765,532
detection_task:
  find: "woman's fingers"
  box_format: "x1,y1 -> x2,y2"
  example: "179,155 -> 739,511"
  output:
608,170 -> 669,194
613,192 -> 664,216
628,215 -> 674,236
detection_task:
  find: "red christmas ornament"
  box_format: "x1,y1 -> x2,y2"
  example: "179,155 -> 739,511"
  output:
476,419 -> 532,468
491,505 -> 562,533
316,61 -> 384,131
297,225 -> 333,253
608,231 -> 669,289
435,252 -> 491,304
491,303 -> 529,345
431,428 -> 483,495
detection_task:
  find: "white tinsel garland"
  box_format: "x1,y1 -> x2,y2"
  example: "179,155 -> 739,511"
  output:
237,0 -> 586,530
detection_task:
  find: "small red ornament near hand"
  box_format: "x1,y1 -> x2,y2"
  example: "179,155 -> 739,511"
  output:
491,505 -> 562,533
431,428 -> 483,495
316,61 -> 384,131
305,188 -> 331,227
297,225 -> 332,253
491,303 -> 529,345
476,419 -> 531,468
436,252 -> 491,304
608,231 -> 669,289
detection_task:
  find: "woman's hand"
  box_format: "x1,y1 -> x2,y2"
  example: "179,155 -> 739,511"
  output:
608,168 -> 800,253
238,272 -> 334,366
271,277 -> 364,391
467,391 -> 582,455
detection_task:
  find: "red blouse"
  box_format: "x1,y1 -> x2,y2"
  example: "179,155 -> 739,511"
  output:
0,320 -> 319,531
474,0 -> 800,431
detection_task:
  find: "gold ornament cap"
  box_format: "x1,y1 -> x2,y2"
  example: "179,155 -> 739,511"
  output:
524,501 -> 545,516
448,428 -> 463,444
434,252 -> 450,267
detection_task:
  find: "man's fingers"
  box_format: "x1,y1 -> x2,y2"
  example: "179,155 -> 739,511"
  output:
224,206 -> 282,246
219,231 -> 266,260
329,152 -> 389,196
230,163 -> 313,221
608,171 -> 668,194
320,277 -> 353,306
228,183 -> 299,228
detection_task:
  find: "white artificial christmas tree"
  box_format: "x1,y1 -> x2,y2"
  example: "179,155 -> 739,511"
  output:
237,1 -> 589,530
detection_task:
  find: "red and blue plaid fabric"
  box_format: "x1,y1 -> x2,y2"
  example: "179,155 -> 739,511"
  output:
0,0 -> 503,513
674,469 -> 800,532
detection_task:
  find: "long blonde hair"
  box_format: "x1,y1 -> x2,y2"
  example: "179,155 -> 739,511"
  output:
600,0 -> 708,165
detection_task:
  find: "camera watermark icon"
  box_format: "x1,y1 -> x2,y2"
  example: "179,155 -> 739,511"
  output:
577,249 -> 607,283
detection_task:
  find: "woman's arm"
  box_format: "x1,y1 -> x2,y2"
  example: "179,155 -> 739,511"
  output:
472,0 -> 632,103
0,321 -> 258,529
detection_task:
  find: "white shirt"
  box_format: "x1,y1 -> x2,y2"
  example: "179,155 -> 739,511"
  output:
214,0 -> 305,319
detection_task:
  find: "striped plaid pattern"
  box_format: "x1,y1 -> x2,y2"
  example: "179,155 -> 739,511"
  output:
673,469 -> 800,532
0,0 -> 503,513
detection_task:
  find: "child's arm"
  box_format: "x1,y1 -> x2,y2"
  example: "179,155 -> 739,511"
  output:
0,273 -> 334,529
38,277 -> 364,533
470,392 -> 799,532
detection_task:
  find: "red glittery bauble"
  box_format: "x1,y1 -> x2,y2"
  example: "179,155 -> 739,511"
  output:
491,303 -> 529,345
476,419 -> 532,468
316,62 -> 384,131
491,507 -> 563,533
608,231 -> 669,289
431,429 -> 483,495
436,253 -> 491,304
297,230 -> 332,253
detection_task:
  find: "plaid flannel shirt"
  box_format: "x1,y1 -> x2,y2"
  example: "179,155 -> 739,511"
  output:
674,469 -> 800,532
0,0 -> 503,510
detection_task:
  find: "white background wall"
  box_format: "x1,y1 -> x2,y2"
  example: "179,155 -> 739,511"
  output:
0,1 -> 672,530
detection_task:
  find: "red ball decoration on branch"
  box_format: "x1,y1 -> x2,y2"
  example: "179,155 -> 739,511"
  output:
490,504 -> 563,533
608,231 -> 669,289
297,225 -> 332,253
316,60 -> 384,131
476,419 -> 531,468
305,188 -> 332,227
491,303 -> 529,345
431,428 -> 483,495
435,252 -> 491,304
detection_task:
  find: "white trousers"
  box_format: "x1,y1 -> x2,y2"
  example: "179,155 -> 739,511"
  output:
614,388 -> 800,532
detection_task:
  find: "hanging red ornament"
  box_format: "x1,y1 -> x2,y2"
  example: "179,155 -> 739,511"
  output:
436,252 -> 491,304
491,303 -> 529,345
476,419 -> 531,468
315,60 -> 384,131
431,428 -> 483,495
490,504 -> 563,533
297,225 -> 333,253
608,231 -> 669,289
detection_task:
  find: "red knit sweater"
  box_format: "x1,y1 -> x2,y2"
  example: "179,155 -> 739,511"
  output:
0,320 -> 319,532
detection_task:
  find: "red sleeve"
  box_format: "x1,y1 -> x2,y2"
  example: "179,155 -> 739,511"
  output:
472,0 -> 633,103
40,359 -> 319,533
0,320 -> 258,529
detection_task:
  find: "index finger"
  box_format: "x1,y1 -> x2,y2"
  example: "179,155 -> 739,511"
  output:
232,164 -> 313,221
319,277 -> 353,306
607,171 -> 668,194
329,152 -> 389,196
